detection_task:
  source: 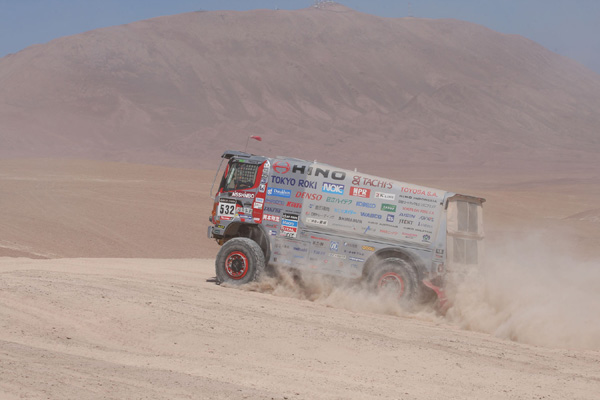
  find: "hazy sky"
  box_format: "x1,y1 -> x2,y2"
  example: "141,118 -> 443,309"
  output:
1,0 -> 599,74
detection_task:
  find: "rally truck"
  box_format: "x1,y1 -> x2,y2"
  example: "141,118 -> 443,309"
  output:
208,150 -> 485,306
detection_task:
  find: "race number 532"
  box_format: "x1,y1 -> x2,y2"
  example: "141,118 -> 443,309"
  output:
218,200 -> 236,219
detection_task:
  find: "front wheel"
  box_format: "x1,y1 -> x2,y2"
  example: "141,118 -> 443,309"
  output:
215,237 -> 265,285
368,257 -> 420,306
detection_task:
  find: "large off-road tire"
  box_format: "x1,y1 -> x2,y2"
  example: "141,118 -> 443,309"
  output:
368,257 -> 420,307
215,237 -> 265,285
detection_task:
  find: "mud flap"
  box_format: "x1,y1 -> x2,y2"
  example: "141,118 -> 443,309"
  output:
422,279 -> 449,314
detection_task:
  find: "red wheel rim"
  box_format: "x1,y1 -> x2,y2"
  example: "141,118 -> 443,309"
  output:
378,272 -> 405,297
225,251 -> 249,280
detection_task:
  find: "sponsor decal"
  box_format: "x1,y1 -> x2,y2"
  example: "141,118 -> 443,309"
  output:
349,257 -> 365,262
381,203 -> 397,212
329,253 -> 346,259
422,234 -> 431,242
306,217 -> 328,226
334,208 -> 357,215
398,199 -> 422,207
345,250 -> 362,256
436,249 -> 445,255
322,182 -> 345,195
386,214 -> 395,223
413,196 -> 439,204
259,184 -> 266,192
273,161 -> 291,174
282,213 -> 299,221
287,201 -> 302,208
285,165 -> 346,180
352,176 -> 393,189
281,218 -> 298,228
343,242 -> 358,248
266,199 -> 285,205
338,216 -> 363,224
296,192 -> 323,201
330,241 -> 339,252
297,179 -> 317,189
399,219 -> 414,225
380,229 -> 399,235
399,198 -> 437,208
356,201 -> 376,209
269,230 -> 277,236
402,232 -> 418,238
375,192 -> 395,201
271,176 -> 296,185
264,206 -> 282,213
400,187 -> 439,197
274,163 -> 346,180
360,212 -> 382,219
414,227 -> 431,233
315,205 -> 330,211
280,225 -> 297,237
267,187 -> 291,198
399,212 -> 416,219
311,235 -> 329,241
231,191 -> 255,199
349,187 -> 371,198
255,197 -> 264,203
239,207 -> 253,215
418,222 -> 434,229
253,202 -> 263,209
263,214 -> 280,222
326,197 -> 352,205
419,216 -> 434,221
402,206 -> 435,215
362,245 -> 375,252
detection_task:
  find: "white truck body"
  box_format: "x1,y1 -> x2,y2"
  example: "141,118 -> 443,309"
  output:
209,150 -> 485,301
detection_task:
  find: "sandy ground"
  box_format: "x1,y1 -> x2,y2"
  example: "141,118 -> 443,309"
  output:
1,159 -> 600,399
1,257 -> 599,400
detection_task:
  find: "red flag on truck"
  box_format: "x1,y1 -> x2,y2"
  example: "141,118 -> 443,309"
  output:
250,135 -> 262,141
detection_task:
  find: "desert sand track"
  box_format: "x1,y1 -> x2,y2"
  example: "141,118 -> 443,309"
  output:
1,257 -> 599,399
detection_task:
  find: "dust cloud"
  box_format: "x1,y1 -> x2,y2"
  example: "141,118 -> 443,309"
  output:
445,233 -> 600,350
236,267 -> 438,320
231,232 -> 600,350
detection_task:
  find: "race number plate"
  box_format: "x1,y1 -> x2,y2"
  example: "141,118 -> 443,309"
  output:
218,198 -> 236,220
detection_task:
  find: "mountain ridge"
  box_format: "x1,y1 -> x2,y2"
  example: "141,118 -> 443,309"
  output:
1,6 -> 599,172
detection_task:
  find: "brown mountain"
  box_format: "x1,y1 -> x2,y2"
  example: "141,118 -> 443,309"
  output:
1,3 -> 599,172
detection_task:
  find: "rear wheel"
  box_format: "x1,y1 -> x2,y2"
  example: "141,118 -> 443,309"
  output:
368,257 -> 420,306
215,237 -> 265,285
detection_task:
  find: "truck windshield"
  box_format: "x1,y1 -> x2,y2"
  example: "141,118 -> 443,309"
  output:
223,161 -> 259,191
